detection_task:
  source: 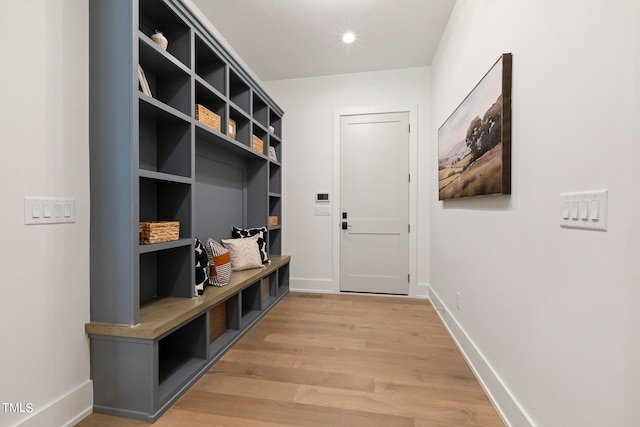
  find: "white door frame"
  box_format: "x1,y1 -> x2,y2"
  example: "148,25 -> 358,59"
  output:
332,104 -> 420,297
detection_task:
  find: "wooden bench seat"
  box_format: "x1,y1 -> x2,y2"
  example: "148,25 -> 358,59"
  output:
85,255 -> 290,340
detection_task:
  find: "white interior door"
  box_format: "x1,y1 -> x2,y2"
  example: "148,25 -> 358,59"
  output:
340,112 -> 410,294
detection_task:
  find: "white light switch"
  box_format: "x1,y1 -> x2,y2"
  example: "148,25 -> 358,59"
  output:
25,197 -> 76,225
590,200 -> 600,221
31,203 -> 42,218
570,201 -> 579,219
579,201 -> 589,220
560,190 -> 607,231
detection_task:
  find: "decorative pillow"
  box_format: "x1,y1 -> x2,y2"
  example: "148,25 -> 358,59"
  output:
194,238 -> 209,295
204,238 -> 231,287
222,235 -> 264,271
231,226 -> 269,264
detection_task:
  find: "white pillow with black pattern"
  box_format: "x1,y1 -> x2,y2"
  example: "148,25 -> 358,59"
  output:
194,238 -> 209,295
231,226 -> 269,264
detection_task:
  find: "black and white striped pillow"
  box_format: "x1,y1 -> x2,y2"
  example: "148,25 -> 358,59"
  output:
205,238 -> 232,287
231,226 -> 269,264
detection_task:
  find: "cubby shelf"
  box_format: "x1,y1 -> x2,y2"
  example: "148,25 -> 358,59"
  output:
88,0 -> 286,422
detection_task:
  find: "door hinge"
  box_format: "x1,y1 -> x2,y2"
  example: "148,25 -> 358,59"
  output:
408,124 -> 411,133
408,274 -> 410,283
408,173 -> 411,183
408,224 -> 410,233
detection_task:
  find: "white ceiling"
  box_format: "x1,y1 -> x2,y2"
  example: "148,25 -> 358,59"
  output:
189,0 -> 457,81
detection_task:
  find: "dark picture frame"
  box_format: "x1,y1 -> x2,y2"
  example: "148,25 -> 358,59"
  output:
438,53 -> 512,200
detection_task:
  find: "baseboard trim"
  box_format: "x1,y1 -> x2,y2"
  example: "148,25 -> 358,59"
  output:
290,278 -> 337,293
17,380 -> 93,427
427,285 -> 535,427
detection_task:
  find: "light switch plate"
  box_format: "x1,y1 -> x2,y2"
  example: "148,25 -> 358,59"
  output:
314,205 -> 332,216
25,197 -> 75,225
560,190 -> 607,231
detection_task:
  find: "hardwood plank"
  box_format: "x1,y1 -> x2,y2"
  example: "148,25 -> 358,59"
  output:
173,391 -> 415,427
77,293 -> 504,426
209,358 -> 376,392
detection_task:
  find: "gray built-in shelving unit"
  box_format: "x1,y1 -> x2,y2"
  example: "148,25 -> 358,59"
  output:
86,0 -> 288,421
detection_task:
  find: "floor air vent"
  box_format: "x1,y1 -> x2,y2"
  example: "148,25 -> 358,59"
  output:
299,293 -> 323,299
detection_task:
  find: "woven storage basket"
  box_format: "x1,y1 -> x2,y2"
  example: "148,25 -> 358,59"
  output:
228,118 -> 237,139
195,104 -> 221,132
209,303 -> 227,343
268,216 -> 278,226
252,135 -> 264,154
139,221 -> 180,244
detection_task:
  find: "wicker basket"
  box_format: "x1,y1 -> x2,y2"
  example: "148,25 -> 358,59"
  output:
252,135 -> 264,154
195,104 -> 221,132
268,216 -> 278,226
139,221 -> 180,244
209,303 -> 227,343
228,118 -> 237,139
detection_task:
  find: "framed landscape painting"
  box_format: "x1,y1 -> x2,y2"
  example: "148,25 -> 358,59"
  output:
438,53 -> 512,200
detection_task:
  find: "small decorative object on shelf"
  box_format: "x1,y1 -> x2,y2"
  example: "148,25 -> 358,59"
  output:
268,146 -> 278,162
269,125 -> 275,134
252,135 -> 264,154
139,221 -> 180,244
195,104 -> 221,132
269,216 -> 278,226
137,65 -> 152,97
228,119 -> 237,139
150,30 -> 168,50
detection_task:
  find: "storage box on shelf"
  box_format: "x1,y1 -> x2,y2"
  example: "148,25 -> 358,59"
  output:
252,134 -> 264,154
139,221 -> 180,244
195,103 -> 221,132
209,302 -> 227,343
228,118 -> 237,139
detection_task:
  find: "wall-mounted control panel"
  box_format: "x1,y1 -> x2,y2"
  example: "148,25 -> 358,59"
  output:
560,190 -> 607,231
315,193 -> 330,203
24,197 -> 76,225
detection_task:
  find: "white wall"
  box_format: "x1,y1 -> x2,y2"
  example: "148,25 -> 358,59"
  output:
626,1 -> 640,424
0,2 -> 92,426
263,67 -> 431,296
430,1 -> 635,426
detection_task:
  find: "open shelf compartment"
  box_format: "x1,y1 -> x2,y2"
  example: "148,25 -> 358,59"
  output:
139,0 -> 191,68
208,294 -> 241,356
140,243 -> 193,304
139,38 -> 191,115
229,69 -> 250,114
195,34 -> 226,96
195,80 -> 226,134
253,93 -> 268,128
261,271 -> 278,310
157,314 -> 207,403
240,281 -> 261,328
139,100 -> 191,178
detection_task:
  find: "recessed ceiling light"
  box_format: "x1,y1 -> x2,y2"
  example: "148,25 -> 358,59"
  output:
342,32 -> 356,44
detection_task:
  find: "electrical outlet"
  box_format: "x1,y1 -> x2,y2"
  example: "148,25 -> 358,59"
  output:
456,291 -> 461,310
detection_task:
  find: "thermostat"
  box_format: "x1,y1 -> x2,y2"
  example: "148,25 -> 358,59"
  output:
315,193 -> 330,203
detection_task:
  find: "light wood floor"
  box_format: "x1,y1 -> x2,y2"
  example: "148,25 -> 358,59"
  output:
77,292 -> 504,426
